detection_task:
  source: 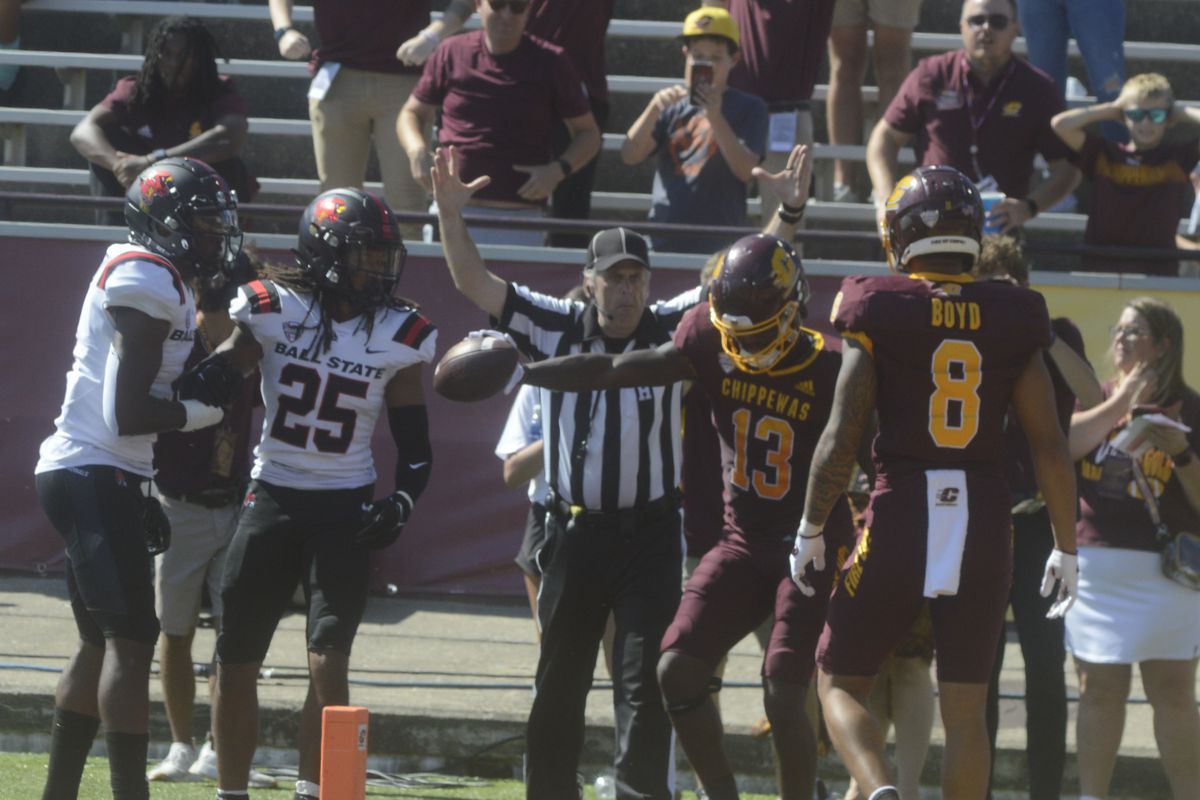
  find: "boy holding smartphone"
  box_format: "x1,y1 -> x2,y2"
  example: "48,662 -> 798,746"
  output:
620,6 -> 768,254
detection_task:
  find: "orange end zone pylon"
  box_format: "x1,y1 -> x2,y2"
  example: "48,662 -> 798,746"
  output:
320,705 -> 369,799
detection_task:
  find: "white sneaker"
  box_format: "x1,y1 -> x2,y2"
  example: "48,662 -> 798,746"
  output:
832,183 -> 860,204
147,741 -> 197,782
187,741 -> 217,779
187,741 -> 276,788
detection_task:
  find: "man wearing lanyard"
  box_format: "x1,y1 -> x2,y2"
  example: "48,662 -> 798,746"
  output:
865,0 -> 1079,234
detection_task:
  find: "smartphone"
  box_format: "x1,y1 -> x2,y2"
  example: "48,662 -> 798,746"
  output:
689,60 -> 714,106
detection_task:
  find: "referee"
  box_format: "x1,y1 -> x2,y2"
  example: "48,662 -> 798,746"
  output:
433,147 -> 701,800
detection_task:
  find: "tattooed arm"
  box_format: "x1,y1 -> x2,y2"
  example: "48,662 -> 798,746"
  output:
804,338 -> 878,525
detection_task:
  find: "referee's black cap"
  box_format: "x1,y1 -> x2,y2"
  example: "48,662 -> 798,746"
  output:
587,227 -> 651,273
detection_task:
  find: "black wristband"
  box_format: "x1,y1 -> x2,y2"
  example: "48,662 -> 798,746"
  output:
1022,196 -> 1039,218
1173,448 -> 1195,468
556,158 -> 573,178
274,25 -> 296,43
777,202 -> 806,224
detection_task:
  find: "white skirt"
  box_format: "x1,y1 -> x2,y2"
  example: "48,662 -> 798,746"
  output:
1065,546 -> 1200,664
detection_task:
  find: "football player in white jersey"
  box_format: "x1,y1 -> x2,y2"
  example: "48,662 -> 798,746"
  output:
34,156 -> 241,800
184,188 -> 437,800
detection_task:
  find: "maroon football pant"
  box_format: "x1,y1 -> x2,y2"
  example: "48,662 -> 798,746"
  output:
816,469 -> 1013,684
663,523 -> 853,686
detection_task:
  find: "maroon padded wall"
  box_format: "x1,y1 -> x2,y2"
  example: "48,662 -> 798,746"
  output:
0,237 -> 845,596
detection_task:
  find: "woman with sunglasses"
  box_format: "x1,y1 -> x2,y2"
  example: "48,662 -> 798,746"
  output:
1065,298 -> 1200,800
1051,73 -> 1200,276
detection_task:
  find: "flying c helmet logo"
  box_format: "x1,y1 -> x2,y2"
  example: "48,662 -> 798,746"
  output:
885,175 -> 917,210
769,241 -> 797,290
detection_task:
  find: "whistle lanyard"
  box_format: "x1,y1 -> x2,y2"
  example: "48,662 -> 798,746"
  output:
960,56 -> 1015,181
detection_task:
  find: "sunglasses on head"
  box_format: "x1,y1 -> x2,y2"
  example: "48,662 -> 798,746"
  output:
487,0 -> 530,12
1124,107 -> 1170,124
965,13 -> 1011,30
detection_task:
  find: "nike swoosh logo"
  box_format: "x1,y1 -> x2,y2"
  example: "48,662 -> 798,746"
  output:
365,347 -> 387,354
408,462 -> 429,469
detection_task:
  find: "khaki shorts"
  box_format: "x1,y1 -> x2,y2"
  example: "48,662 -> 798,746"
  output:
309,66 -> 427,239
832,0 -> 923,30
154,491 -> 239,636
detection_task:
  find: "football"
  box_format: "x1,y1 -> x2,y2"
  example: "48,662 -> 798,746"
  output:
433,335 -> 520,402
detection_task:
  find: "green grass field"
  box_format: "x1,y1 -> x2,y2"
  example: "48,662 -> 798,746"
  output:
1,753 -> 785,799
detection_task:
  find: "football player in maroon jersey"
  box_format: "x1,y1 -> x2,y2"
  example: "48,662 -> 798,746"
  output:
514,146 -> 867,800
796,166 -> 1080,800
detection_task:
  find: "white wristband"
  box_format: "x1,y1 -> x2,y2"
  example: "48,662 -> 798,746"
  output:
179,399 -> 224,432
798,517 -> 824,539
420,28 -> 441,47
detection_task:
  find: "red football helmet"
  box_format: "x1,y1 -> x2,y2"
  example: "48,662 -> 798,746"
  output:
708,233 -> 809,374
881,165 -> 983,272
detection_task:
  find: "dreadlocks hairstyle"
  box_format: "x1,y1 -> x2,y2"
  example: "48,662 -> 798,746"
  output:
130,16 -> 226,114
260,260 -> 420,355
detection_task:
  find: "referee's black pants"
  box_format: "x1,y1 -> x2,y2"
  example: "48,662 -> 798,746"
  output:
526,503 -> 682,800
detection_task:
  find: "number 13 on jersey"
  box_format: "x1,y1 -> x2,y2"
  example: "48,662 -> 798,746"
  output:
928,339 -> 982,449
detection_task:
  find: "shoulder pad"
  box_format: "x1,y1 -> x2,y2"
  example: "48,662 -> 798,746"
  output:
392,311 -> 436,350
97,250 -> 185,306
238,279 -> 282,315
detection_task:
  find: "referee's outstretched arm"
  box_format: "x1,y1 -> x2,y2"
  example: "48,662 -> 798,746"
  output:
524,342 -> 696,393
431,145 -> 509,319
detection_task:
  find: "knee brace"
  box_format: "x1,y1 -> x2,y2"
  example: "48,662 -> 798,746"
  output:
664,676 -> 722,715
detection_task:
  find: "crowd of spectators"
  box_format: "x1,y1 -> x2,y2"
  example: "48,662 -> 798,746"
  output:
0,0 -> 1178,272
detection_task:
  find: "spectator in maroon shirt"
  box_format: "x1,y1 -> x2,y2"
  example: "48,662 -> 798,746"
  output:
866,0 -> 1079,235
411,0 -> 616,248
1051,73 -> 1200,276
268,0 -> 473,238
143,253 -> 267,788
702,0 -> 837,221
398,0 -> 600,246
70,17 -> 257,207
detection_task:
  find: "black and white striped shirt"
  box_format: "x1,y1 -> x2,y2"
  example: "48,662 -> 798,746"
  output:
498,282 -> 704,512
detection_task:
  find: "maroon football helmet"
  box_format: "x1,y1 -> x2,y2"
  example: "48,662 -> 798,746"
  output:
708,233 -> 810,374
881,165 -> 983,272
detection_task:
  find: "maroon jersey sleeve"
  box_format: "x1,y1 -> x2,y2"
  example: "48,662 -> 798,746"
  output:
672,302 -> 709,359
830,275 -> 878,334
99,76 -> 137,115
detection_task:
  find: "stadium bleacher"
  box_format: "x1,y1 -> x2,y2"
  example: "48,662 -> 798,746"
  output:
1,0 -> 1199,266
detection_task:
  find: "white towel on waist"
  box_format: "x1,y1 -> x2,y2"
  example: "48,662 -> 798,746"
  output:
924,469 -> 969,598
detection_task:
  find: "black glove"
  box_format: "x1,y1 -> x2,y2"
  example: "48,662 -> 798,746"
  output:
142,496 -> 172,555
354,494 -> 411,550
197,251 -> 256,312
177,351 -> 243,407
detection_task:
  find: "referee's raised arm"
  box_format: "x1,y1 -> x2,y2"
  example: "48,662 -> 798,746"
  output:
431,146 -> 508,319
